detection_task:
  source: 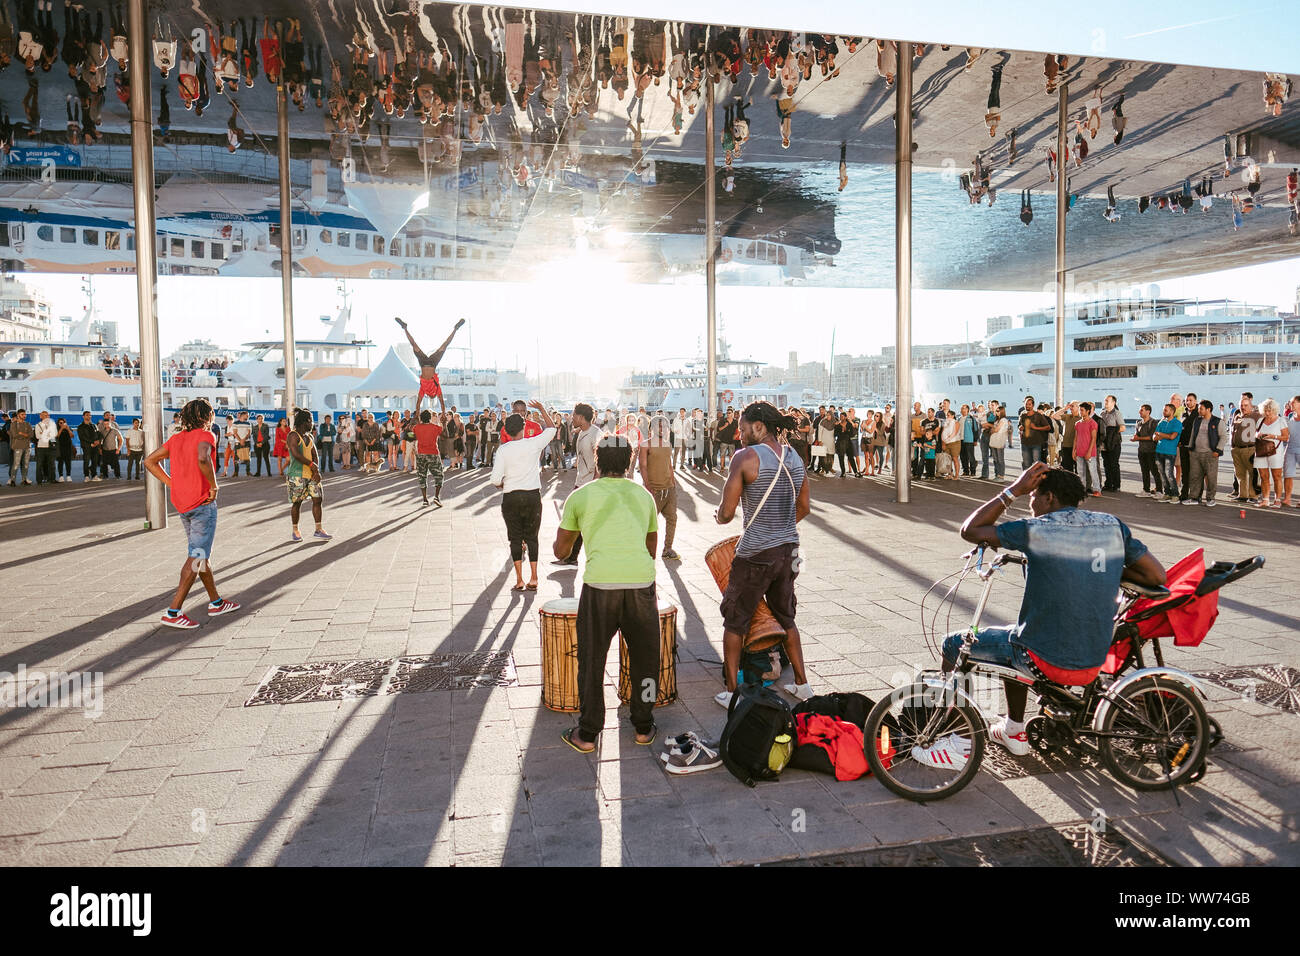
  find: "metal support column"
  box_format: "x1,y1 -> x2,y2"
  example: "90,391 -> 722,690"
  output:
127,0 -> 165,530
1054,81 -> 1068,407
894,42 -> 914,504
704,74 -> 717,430
277,64 -> 298,413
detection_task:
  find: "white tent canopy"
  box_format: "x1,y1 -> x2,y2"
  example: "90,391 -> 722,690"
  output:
349,347 -> 420,411
343,181 -> 431,243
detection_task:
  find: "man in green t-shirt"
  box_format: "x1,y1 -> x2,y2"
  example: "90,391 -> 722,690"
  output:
553,436 -> 661,753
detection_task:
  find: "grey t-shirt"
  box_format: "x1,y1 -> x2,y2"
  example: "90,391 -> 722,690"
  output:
1193,420 -> 1211,451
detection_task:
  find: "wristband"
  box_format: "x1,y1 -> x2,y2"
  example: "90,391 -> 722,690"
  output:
999,488 -> 1016,507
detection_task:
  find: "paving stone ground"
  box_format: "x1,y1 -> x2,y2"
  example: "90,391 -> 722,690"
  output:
1,448 -> 1297,867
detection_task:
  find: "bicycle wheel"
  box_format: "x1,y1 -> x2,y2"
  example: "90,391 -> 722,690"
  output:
1098,675 -> 1210,791
864,682 -> 986,802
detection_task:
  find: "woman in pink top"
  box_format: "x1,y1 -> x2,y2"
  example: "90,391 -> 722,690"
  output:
1073,401 -> 1102,496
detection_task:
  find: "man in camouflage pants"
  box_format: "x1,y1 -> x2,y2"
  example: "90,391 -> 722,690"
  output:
412,409 -> 445,506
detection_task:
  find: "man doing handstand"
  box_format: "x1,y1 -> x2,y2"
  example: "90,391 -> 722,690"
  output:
396,316 -> 464,415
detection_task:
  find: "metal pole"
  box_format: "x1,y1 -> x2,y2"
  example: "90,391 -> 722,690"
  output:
1054,80 -> 1068,408
127,0 -> 165,530
704,73 -> 717,430
894,41 -> 914,504
277,60 -> 297,414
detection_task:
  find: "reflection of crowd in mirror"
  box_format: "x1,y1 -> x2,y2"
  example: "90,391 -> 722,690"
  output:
941,55 -> 1297,239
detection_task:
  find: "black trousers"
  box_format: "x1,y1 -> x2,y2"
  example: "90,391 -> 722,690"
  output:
836,444 -> 859,475
35,446 -> 56,483
58,449 -> 74,477
959,441 -> 977,476
576,583 -> 660,742
1137,450 -> 1162,493
501,489 -> 541,563
254,445 -> 271,475
1102,444 -> 1121,490
1059,446 -> 1075,473
319,442 -> 334,471
82,446 -> 99,477
1178,445 -> 1191,499
100,449 -> 120,478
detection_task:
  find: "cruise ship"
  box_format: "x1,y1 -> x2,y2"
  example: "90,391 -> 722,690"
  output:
0,297 -> 376,423
914,296 -> 1300,417
1,286 -> 533,428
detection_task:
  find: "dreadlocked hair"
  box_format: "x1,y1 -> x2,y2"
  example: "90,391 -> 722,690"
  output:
180,399 -> 214,432
740,401 -> 799,438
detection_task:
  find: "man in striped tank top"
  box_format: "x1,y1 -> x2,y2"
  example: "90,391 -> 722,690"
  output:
714,402 -> 814,709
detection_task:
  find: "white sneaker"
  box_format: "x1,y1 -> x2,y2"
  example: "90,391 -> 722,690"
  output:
783,682 -> 814,701
989,717 -> 1031,756
910,733 -> 971,770
713,690 -> 733,709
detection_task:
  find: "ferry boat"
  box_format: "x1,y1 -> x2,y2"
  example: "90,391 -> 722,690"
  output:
913,296 -> 1300,417
0,285 -> 375,424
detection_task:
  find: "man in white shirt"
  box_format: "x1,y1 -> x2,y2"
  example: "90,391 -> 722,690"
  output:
490,400 -> 556,591
671,408 -> 688,469
153,30 -> 177,78
229,411 -> 252,476
34,410 -> 58,484
555,402 -> 599,568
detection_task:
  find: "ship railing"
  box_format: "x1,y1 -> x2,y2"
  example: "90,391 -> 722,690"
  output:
1131,333 -> 1300,350
99,365 -> 229,388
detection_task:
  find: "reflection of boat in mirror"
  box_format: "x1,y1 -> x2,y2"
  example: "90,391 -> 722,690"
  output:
0,177 -> 510,281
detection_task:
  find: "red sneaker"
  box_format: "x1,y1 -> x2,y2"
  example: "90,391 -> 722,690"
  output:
160,611 -> 199,629
207,599 -> 240,617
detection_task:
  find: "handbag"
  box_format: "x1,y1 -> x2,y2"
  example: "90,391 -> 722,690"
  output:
236,446 -> 250,462
1255,435 -> 1278,458
989,421 -> 1007,449
810,442 -> 826,456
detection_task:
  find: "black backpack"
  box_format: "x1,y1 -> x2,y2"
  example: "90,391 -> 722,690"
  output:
792,692 -> 875,731
719,683 -> 797,787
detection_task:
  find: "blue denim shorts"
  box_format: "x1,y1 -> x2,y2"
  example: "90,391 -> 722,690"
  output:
180,501 -> 217,562
942,624 -> 1034,674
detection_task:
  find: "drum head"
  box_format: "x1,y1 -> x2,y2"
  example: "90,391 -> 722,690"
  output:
540,598 -> 580,615
656,599 -> 677,615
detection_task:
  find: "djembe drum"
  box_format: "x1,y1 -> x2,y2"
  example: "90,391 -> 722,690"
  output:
704,536 -> 787,652
617,599 -> 679,707
538,598 -> 581,712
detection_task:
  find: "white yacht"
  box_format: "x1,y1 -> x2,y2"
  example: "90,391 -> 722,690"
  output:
618,343 -> 820,412
914,296 -> 1300,417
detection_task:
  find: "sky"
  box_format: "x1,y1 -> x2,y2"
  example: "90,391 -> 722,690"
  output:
26,255 -> 1300,381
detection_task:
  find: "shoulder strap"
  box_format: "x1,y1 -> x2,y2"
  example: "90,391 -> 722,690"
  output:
742,444 -> 792,533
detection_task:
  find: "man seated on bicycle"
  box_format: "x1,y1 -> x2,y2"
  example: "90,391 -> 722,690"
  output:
915,462 -> 1166,767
